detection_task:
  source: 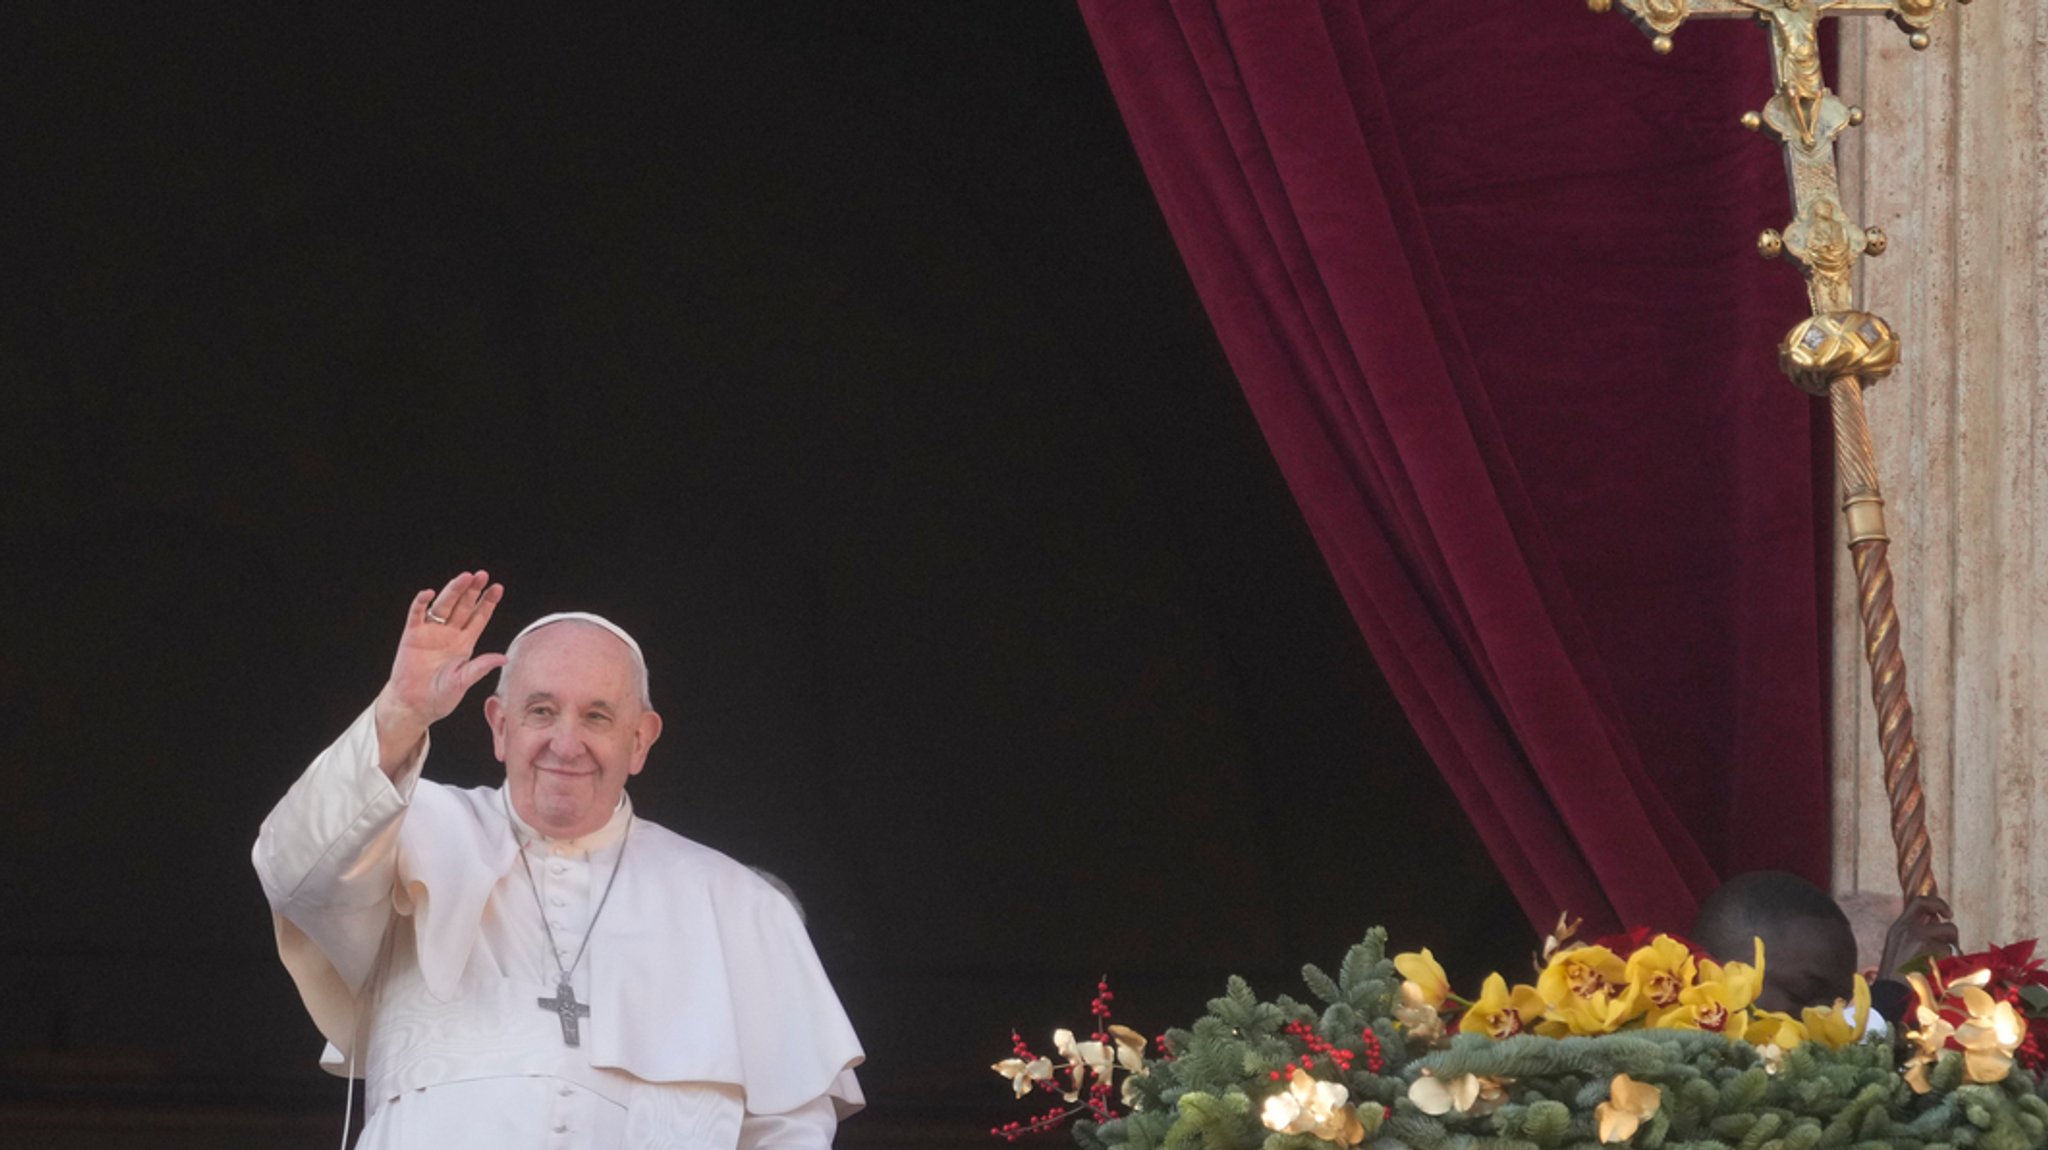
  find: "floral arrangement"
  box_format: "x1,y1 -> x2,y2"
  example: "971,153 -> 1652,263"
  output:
1897,942 -> 2048,1094
1390,916 -> 1871,1066
1923,942 -> 2048,1075
991,978 -> 1151,1141
993,925 -> 2048,1150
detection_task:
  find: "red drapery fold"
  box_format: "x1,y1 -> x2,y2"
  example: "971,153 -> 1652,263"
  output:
1079,0 -> 1829,932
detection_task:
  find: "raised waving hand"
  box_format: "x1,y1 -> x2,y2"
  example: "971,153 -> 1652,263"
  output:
372,570 -> 508,776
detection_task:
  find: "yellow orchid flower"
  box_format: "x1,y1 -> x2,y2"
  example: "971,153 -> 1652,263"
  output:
1716,938 -> 1766,1004
1408,1070 -> 1512,1117
1623,936 -> 1698,1011
1535,944 -> 1640,1035
1653,940 -> 1763,1035
1538,945 -> 1627,1007
1742,1009 -> 1807,1075
1622,937 -> 1703,1006
1539,982 -> 1645,1037
1394,948 -> 1451,1008
1799,974 -> 1871,1051
1393,949 -> 1452,1044
1744,1009 -> 1808,1049
1460,973 -> 1548,1039
1595,1073 -> 1661,1143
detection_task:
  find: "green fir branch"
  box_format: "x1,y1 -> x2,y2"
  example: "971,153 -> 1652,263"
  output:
1165,1091 -> 1256,1150
1305,965 -> 1344,1008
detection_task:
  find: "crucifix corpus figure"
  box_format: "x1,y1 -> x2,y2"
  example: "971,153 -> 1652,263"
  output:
1588,0 -> 1977,903
255,571 -> 866,1148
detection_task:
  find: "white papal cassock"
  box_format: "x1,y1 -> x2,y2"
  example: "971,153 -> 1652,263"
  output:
254,706 -> 864,1149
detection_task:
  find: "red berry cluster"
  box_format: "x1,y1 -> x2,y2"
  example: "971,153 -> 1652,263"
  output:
1084,975 -> 1118,1119
1089,977 -> 1114,1044
991,1107 -> 1071,1143
1267,1020 -> 1358,1080
1358,1026 -> 1386,1074
2007,1023 -> 2039,1072
2019,1029 -> 2045,1073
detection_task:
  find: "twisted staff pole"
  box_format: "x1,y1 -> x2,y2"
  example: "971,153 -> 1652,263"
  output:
1825,375 -> 1937,899
1594,0 -> 1973,899
1785,321 -> 1939,901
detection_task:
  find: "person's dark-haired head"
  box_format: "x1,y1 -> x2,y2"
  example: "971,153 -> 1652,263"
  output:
1690,870 -> 1857,1013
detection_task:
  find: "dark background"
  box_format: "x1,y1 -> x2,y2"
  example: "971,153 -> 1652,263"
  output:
0,4 -> 1524,1145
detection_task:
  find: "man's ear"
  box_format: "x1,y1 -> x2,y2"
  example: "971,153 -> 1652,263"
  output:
629,709 -> 663,776
483,694 -> 509,762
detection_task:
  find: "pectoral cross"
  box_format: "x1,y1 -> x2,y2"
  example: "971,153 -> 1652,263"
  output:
539,979 -> 592,1047
1590,0 -> 1976,900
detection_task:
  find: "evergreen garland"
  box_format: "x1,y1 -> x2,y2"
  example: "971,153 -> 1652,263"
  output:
1069,929 -> 2048,1150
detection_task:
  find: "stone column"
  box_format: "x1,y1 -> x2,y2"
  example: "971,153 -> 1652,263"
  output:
1831,1 -> 2047,952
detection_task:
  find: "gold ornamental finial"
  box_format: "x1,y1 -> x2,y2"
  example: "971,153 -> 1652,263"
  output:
1780,313 -> 1900,397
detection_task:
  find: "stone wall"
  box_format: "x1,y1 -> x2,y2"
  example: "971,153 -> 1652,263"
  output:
1832,2 -> 2047,950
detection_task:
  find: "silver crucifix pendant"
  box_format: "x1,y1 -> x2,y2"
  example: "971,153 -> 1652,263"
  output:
538,978 -> 592,1047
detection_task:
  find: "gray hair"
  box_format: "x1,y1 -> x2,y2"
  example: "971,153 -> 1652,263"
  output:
496,612 -> 652,709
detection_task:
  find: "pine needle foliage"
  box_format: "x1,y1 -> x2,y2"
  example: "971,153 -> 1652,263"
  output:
1071,930 -> 2048,1150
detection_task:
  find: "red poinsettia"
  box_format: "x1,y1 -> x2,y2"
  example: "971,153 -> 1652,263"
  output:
1937,940 -> 2047,989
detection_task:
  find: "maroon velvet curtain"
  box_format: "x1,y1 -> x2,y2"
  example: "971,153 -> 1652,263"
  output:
1078,0 -> 1830,932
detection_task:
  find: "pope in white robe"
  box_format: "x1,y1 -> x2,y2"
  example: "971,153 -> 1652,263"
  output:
254,571 -> 864,1148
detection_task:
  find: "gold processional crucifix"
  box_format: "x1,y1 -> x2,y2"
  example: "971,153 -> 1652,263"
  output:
1591,0 -> 1975,901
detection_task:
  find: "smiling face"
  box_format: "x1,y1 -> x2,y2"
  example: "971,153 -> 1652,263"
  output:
484,621 -> 662,839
